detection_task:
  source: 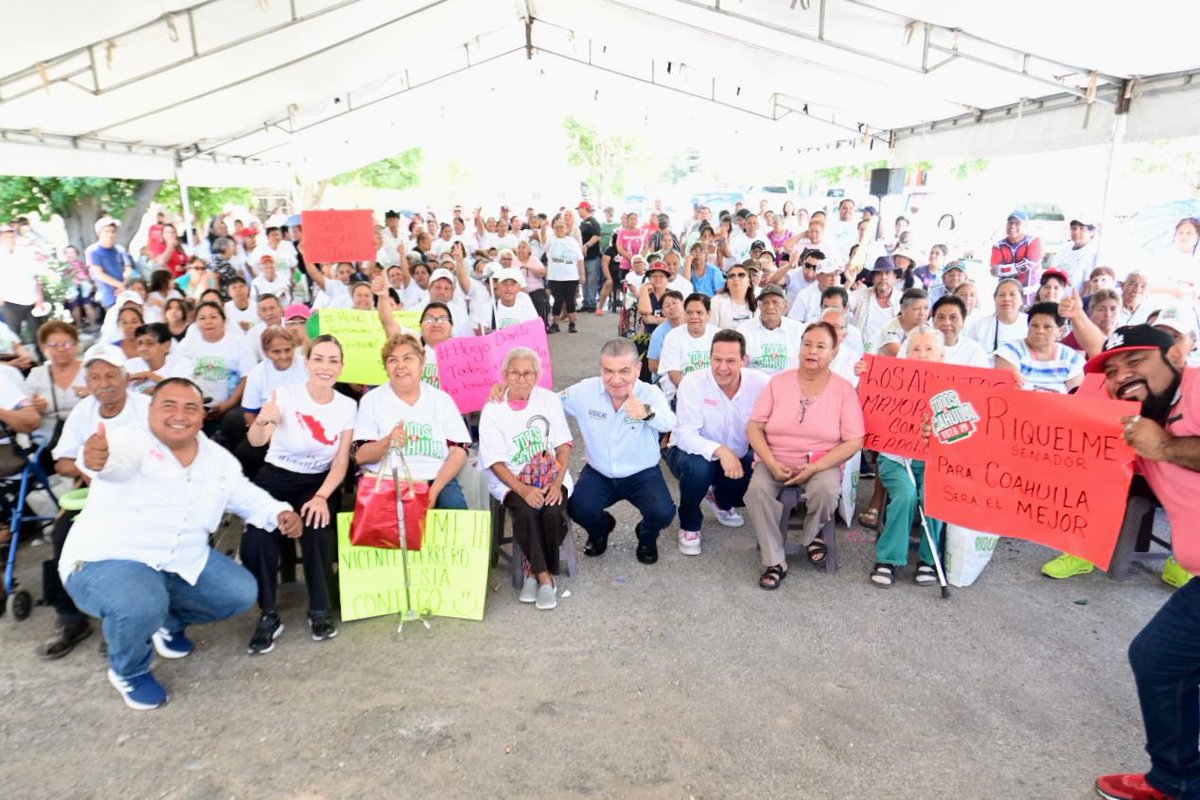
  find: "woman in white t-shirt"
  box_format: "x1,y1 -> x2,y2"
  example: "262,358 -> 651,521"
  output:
964,278 -> 1028,363
241,335 -> 357,652
353,333 -> 472,510
241,326 -> 307,417
544,217 -> 585,334
479,348 -> 573,609
176,301 -> 246,429
710,264 -> 759,329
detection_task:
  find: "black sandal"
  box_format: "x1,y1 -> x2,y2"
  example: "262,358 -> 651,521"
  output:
759,565 -> 788,590
914,561 -> 938,586
870,563 -> 896,588
806,538 -> 828,566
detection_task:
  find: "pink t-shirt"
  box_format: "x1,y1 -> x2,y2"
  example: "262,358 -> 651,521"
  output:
1138,367 -> 1200,573
518,255 -> 545,291
616,228 -> 645,270
750,370 -> 865,467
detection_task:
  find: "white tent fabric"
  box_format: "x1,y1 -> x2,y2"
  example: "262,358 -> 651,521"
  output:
0,0 -> 1196,183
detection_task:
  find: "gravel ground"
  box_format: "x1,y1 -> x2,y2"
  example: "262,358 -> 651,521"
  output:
0,309 -> 1172,799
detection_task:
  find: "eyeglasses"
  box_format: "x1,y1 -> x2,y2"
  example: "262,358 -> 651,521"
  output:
424,316 -> 451,324
43,341 -> 77,349
506,370 -> 537,381
727,273 -> 748,280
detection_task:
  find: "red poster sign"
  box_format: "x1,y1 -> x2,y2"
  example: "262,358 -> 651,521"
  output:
300,209 -> 376,263
924,382 -> 1138,570
857,355 -> 1015,459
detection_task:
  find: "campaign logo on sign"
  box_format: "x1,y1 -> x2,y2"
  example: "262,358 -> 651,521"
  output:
929,389 -> 980,445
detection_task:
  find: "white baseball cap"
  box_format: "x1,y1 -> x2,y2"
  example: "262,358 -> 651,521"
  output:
816,260 -> 841,275
82,343 -> 127,369
114,290 -> 144,308
491,266 -> 526,287
429,267 -> 457,286
94,216 -> 120,235
1152,305 -> 1200,337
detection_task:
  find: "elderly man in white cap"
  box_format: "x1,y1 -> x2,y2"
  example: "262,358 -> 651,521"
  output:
38,343 -> 151,661
87,216 -> 134,316
473,266 -> 540,334
788,258 -> 842,323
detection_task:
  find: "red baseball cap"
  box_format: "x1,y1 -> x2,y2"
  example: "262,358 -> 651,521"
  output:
1040,268 -> 1069,286
577,200 -> 593,212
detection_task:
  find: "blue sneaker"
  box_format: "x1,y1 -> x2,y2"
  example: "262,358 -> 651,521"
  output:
151,628 -> 194,659
107,669 -> 168,710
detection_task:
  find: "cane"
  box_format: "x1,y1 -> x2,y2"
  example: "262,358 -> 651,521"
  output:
902,457 -> 950,599
389,444 -> 432,633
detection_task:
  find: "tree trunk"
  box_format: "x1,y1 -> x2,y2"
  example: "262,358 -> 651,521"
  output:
116,179 -> 163,250
62,194 -> 101,253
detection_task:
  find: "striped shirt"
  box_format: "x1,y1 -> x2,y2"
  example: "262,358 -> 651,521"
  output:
994,340 -> 1083,393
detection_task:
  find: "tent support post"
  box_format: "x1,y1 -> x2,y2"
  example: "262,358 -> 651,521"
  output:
1096,89 -> 1130,265
177,171 -> 195,252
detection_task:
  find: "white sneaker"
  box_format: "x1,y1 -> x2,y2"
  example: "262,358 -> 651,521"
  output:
535,582 -> 558,610
713,507 -> 745,527
678,529 -> 702,556
519,576 -> 538,603
703,492 -> 745,527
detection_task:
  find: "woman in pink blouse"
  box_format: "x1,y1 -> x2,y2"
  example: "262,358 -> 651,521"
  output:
745,321 -> 866,589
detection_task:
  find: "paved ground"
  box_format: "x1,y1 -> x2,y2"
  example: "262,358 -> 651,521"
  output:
0,309 -> 1175,799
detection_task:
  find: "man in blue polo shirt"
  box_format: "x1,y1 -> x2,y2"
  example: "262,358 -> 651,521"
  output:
562,339 -> 677,564
88,216 -> 133,312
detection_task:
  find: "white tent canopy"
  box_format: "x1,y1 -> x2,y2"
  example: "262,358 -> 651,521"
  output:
0,0 -> 1197,185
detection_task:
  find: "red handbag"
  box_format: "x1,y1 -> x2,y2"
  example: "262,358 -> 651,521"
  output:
350,453 -> 431,550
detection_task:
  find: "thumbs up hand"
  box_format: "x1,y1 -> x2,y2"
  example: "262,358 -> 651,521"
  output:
257,391 -> 282,427
83,423 -> 110,471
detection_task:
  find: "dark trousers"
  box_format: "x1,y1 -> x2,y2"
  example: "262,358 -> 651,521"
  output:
3,302 -> 39,346
45,513 -> 82,622
239,465 -> 338,615
504,487 -> 570,575
1129,576 -> 1200,798
567,464 -> 676,544
549,280 -> 578,316
528,288 -> 550,328
666,447 -> 752,532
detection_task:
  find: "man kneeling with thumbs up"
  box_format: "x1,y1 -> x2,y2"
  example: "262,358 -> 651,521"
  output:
59,376 -> 301,710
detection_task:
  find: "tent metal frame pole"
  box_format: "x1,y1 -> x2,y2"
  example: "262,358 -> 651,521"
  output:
78,0 -> 453,139
0,0 -> 371,106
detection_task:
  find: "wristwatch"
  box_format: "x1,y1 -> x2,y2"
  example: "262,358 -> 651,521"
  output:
643,409 -> 656,422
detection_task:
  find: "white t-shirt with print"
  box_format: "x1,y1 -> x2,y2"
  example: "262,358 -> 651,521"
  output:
264,381 -> 357,475
224,299 -> 260,332
658,324 -> 718,399
352,382 -> 471,480
176,332 -> 246,405
478,386 -> 575,502
475,292 -> 540,332
545,235 -> 584,282
738,317 -> 804,374
242,357 -> 308,412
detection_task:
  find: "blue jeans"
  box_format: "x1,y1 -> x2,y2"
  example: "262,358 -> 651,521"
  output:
582,257 -> 601,308
65,550 -> 256,679
434,478 -> 468,510
568,464 -> 676,544
666,447 -> 752,531
1129,576 -> 1200,798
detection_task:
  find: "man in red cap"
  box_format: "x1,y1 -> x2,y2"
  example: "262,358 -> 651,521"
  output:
1090,325 -> 1200,800
578,201 -> 603,314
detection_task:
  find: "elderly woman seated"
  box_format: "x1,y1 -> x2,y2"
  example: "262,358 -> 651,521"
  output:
745,321 -> 865,589
855,325 -> 946,588
480,348 -> 574,610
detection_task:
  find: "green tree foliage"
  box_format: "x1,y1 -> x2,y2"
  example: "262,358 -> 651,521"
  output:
331,148 -> 424,189
952,158 -> 989,181
563,117 -> 638,203
155,179 -> 253,224
0,176 -> 162,251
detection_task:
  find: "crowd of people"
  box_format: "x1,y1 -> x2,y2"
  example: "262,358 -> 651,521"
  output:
0,197 -> 1198,800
